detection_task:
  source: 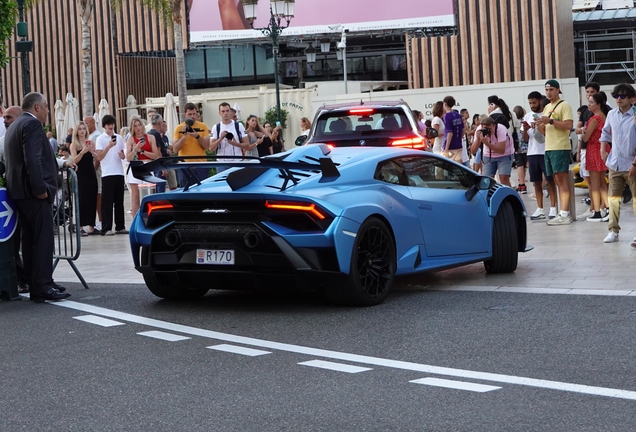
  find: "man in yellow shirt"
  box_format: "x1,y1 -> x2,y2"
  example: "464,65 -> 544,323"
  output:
172,102 -> 210,186
537,80 -> 574,225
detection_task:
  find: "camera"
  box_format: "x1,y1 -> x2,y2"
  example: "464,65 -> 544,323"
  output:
184,117 -> 195,133
225,132 -> 234,141
182,117 -> 203,134
481,128 -> 491,137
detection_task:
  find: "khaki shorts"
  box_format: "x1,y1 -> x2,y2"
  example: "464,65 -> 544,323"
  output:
96,166 -> 102,194
166,170 -> 178,190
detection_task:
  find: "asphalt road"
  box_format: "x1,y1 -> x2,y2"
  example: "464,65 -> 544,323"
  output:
1,283 -> 636,431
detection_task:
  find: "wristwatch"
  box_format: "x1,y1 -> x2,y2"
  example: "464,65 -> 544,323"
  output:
549,119 -> 554,125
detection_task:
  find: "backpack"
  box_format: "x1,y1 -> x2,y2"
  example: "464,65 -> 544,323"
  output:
215,121 -> 242,150
491,112 -> 519,152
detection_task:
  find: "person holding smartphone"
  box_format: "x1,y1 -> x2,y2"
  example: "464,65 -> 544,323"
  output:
126,115 -> 160,217
95,114 -> 127,236
70,121 -> 100,235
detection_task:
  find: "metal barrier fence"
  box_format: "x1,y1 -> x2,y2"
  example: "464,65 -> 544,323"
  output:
53,166 -> 89,289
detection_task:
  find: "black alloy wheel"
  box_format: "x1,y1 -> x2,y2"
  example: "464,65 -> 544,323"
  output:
326,217 -> 396,306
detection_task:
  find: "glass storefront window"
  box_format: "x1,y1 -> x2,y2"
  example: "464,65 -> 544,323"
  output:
205,48 -> 230,83
185,50 -> 206,84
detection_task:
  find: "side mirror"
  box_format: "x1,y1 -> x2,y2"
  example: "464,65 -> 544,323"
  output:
477,176 -> 495,190
465,176 -> 494,201
295,135 -> 308,146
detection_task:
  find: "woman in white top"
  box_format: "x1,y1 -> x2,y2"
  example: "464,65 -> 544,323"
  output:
299,117 -> 312,136
431,101 -> 445,155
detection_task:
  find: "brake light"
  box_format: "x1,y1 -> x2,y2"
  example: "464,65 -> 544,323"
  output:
349,108 -> 374,114
390,137 -> 425,149
265,200 -> 327,220
146,201 -> 174,217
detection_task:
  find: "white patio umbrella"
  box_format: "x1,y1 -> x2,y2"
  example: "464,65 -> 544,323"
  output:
163,93 -> 179,144
54,99 -> 65,140
93,112 -> 103,133
62,93 -> 78,140
96,98 -> 110,132
126,95 -> 139,122
233,102 -> 242,121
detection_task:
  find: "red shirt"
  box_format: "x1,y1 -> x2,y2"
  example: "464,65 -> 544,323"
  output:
134,134 -> 153,161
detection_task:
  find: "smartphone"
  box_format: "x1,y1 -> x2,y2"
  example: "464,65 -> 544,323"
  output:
532,113 -> 541,120
276,121 -> 281,127
85,140 -> 91,146
632,105 -> 636,115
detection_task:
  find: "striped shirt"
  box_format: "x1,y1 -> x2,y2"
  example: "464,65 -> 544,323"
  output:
600,106 -> 636,172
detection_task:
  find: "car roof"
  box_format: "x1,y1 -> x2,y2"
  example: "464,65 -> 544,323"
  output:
318,100 -> 409,112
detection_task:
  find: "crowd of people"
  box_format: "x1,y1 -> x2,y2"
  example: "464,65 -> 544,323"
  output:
36,101 -> 290,238
415,79 -> 636,247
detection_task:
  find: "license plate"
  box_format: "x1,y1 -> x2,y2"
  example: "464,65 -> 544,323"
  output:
196,249 -> 235,265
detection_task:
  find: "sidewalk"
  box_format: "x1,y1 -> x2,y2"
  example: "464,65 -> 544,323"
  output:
52,184 -> 636,294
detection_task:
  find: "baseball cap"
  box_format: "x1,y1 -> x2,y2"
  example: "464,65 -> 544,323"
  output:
545,79 -> 562,93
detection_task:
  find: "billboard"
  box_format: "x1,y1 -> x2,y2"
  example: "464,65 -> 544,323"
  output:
189,0 -> 456,43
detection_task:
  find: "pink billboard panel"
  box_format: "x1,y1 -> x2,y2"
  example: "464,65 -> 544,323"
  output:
190,0 -> 456,43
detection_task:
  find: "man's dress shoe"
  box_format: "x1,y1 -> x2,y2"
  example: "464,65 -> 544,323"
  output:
52,282 -> 67,293
30,288 -> 71,303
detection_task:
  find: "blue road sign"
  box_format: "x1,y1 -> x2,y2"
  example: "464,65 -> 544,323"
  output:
0,188 -> 18,242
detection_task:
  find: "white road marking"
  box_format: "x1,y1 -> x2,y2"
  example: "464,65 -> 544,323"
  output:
207,344 -> 271,356
73,314 -> 125,327
137,330 -> 191,342
299,360 -> 372,373
410,377 -> 501,393
53,300 -> 636,401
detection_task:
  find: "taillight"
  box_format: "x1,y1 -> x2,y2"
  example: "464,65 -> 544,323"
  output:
390,137 -> 425,149
145,200 -> 174,217
349,108 -> 374,114
265,200 -> 327,220
325,142 -> 336,150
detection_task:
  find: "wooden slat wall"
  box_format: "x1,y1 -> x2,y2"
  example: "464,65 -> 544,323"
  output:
117,56 -> 177,125
1,0 -> 187,132
408,0 -> 575,89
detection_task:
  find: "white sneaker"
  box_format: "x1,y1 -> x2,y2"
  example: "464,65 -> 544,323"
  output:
548,207 -> 558,219
603,231 -> 619,243
601,208 -> 610,222
95,222 -> 102,231
103,230 -> 115,236
530,208 -> 545,220
546,214 -> 572,226
577,209 -> 594,220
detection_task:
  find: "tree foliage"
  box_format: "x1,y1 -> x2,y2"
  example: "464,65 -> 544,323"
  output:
264,106 -> 289,130
0,0 -> 18,67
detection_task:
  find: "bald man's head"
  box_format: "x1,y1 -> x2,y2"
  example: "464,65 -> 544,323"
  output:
83,116 -> 96,133
3,106 -> 23,130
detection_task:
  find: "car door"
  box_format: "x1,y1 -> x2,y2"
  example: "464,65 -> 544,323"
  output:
399,156 -> 491,257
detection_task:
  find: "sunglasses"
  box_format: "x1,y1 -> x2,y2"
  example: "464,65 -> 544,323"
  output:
612,94 -> 629,99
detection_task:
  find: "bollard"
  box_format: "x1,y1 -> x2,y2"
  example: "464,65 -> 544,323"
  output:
568,169 -> 576,222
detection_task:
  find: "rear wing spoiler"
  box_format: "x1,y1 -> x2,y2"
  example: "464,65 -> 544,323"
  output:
130,155 -> 340,191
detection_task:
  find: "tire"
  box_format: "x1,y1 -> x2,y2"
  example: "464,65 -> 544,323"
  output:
484,200 -> 518,273
325,217 -> 396,306
143,272 -> 209,300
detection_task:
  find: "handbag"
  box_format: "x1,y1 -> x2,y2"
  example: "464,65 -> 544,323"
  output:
445,148 -> 463,163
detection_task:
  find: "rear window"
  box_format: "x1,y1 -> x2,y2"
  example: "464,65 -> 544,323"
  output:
313,108 -> 411,139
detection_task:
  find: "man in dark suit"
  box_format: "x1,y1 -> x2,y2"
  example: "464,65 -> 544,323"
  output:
4,92 -> 71,303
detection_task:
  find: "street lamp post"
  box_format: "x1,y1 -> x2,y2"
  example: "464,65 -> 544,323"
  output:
241,0 -> 295,126
15,0 -> 32,96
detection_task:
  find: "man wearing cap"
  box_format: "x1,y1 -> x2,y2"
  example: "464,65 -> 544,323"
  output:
536,79 -> 574,225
